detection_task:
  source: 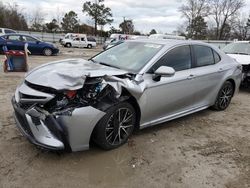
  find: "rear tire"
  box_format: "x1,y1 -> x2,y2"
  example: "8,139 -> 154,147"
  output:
65,43 -> 71,48
93,102 -> 136,150
43,48 -> 52,56
212,81 -> 234,111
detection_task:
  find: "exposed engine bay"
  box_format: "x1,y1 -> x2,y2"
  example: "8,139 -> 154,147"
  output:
40,77 -> 129,116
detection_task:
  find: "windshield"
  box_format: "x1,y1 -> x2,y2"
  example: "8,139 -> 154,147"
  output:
223,43 -> 250,55
92,41 -> 163,72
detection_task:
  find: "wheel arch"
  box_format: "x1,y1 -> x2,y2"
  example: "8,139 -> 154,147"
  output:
226,78 -> 236,96
121,87 -> 141,130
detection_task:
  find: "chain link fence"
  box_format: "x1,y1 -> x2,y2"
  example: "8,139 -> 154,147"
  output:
16,30 -> 106,44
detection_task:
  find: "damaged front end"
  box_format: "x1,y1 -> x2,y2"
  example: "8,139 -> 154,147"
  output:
12,77 -> 124,152
12,59 -> 144,152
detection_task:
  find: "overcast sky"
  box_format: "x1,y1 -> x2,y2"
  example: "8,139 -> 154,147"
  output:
3,0 -> 250,34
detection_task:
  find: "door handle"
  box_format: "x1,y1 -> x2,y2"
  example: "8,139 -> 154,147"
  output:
187,74 -> 195,80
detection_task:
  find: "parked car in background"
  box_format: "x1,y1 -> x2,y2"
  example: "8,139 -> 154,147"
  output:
104,34 -> 133,48
12,40 -> 241,152
0,34 -> 59,56
61,34 -> 96,48
223,41 -> 250,87
0,28 -> 17,36
149,34 -> 186,40
103,40 -> 124,50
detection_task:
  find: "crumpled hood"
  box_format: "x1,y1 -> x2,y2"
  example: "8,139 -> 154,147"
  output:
227,54 -> 250,65
25,58 -> 128,90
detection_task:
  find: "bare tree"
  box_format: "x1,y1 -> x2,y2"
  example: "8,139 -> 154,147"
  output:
179,0 -> 210,38
30,8 -> 45,31
0,2 -> 28,30
210,0 -> 245,39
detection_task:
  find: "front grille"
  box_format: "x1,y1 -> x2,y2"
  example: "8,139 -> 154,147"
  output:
19,103 -> 33,110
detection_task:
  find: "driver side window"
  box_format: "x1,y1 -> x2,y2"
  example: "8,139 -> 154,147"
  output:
149,45 -> 192,73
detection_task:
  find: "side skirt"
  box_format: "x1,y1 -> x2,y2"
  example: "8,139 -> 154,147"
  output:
140,105 -> 210,129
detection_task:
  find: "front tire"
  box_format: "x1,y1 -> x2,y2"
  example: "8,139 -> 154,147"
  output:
212,81 -> 234,111
93,102 -> 136,150
43,48 -> 52,56
87,44 -> 92,49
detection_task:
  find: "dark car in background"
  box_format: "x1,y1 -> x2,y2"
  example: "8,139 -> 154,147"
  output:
0,34 -> 59,56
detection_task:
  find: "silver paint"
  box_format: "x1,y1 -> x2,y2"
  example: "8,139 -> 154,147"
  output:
13,39 -> 242,151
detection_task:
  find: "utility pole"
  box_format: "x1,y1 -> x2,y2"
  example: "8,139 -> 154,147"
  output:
123,17 -> 126,34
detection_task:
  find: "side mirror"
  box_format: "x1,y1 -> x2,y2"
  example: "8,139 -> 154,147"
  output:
153,66 -> 175,81
36,41 -> 40,44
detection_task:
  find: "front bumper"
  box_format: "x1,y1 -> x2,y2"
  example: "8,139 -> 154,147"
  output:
52,48 -> 59,55
12,95 -> 106,152
12,97 -> 67,151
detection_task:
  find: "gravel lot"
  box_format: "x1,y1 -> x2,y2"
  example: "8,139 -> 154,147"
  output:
0,46 -> 249,188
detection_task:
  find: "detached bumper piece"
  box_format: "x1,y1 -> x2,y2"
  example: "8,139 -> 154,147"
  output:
12,97 -> 71,152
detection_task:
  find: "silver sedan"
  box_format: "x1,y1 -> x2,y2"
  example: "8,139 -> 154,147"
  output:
12,40 -> 242,152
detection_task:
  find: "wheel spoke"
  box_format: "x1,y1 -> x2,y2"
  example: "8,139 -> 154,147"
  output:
112,134 -> 118,144
122,109 -> 128,122
106,131 -> 114,141
121,127 -> 129,136
123,114 -> 132,123
121,124 -> 133,129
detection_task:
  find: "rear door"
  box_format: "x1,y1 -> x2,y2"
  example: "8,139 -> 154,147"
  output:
6,35 -> 24,50
190,45 -> 225,107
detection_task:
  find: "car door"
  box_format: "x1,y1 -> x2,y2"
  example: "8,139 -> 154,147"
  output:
140,45 -> 197,126
22,36 -> 41,54
6,35 -> 24,50
190,45 -> 225,107
72,38 -> 80,47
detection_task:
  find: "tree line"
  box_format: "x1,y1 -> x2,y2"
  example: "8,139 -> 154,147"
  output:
0,0 -> 249,40
0,0 -> 141,37
179,0 -> 249,40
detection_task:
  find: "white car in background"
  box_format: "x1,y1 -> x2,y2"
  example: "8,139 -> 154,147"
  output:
223,41 -> 250,87
149,34 -> 186,40
0,28 -> 16,36
62,34 -> 96,48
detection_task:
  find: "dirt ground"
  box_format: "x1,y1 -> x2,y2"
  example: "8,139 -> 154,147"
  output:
0,46 -> 249,188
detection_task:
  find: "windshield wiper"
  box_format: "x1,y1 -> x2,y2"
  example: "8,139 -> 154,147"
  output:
99,62 -> 121,69
89,59 -> 97,63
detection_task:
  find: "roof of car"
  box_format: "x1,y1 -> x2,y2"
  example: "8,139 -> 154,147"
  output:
233,41 -> 250,43
2,33 -> 33,37
126,39 -> 215,48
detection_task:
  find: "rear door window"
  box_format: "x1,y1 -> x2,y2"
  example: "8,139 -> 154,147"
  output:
193,45 -> 215,67
8,35 -> 21,41
5,29 -> 15,34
